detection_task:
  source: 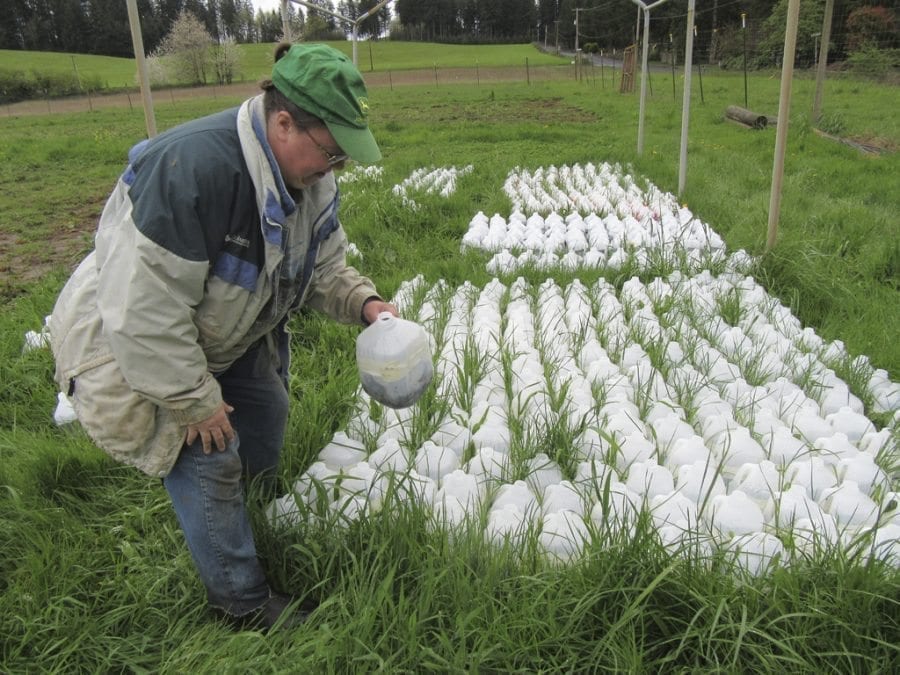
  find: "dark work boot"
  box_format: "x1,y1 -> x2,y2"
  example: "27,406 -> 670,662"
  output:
219,593 -> 311,633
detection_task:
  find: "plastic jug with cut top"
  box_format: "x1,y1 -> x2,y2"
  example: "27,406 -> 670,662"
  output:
356,312 -> 433,409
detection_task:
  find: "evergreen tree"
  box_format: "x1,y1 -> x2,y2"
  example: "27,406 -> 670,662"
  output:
86,0 -> 133,55
305,0 -> 339,30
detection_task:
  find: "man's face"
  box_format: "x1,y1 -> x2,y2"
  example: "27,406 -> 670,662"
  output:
268,111 -> 347,190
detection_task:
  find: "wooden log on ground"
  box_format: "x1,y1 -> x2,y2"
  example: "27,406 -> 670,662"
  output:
813,128 -> 883,155
725,105 -> 768,129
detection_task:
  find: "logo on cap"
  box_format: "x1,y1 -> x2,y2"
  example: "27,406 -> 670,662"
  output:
358,97 -> 370,115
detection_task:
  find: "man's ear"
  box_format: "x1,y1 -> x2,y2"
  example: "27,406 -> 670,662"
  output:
271,110 -> 294,138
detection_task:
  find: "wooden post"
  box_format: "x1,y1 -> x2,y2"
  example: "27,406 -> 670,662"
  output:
280,0 -> 291,43
812,0 -> 835,122
767,0 -> 801,252
678,0 -> 696,197
637,6 -> 651,155
126,0 -> 157,138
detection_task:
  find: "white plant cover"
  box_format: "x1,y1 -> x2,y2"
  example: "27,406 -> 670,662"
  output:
462,163 -> 749,275
270,273 -> 899,574
391,165 -> 474,210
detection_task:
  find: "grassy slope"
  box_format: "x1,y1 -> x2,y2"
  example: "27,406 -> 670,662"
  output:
0,59 -> 898,670
0,49 -> 140,89
1,42 -> 570,90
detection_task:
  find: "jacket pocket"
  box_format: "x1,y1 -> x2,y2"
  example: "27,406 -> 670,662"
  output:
70,358 -> 184,477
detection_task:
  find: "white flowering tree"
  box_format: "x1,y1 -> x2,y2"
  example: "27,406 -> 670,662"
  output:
157,10 -> 214,85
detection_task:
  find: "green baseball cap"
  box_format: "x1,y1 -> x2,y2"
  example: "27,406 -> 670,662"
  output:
272,43 -> 381,164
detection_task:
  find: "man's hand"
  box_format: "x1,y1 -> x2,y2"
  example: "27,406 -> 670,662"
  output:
185,402 -> 236,454
362,298 -> 399,325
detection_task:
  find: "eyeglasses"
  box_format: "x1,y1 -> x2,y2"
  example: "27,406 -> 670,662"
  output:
301,126 -> 349,166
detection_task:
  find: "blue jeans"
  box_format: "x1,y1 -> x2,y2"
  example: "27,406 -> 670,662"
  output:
163,340 -> 290,616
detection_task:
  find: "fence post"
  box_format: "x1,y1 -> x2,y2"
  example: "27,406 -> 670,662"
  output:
767,0 -> 801,252
476,61 -> 480,87
812,0 -> 835,122
526,57 -> 530,85
613,49 -> 617,90
433,62 -> 438,86
600,50 -> 605,89
670,33 -> 677,101
697,64 -> 704,103
742,13 -> 749,107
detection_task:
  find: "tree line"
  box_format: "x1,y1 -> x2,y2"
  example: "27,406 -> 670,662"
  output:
392,1 -> 896,67
1,0 -> 895,69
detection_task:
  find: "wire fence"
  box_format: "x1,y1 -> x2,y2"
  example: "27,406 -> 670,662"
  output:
1,64 -> 584,117
3,43 -> 895,120
566,22 -> 899,84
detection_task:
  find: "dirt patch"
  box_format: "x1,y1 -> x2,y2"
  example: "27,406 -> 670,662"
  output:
0,205 -> 99,301
813,128 -> 897,155
383,96 -> 598,126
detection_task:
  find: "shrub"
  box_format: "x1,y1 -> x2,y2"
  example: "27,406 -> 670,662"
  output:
846,44 -> 900,80
31,70 -> 83,98
0,69 -> 38,104
757,0 -> 824,68
847,6 -> 898,51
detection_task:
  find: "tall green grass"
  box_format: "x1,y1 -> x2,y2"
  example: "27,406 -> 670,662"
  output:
0,71 -> 898,670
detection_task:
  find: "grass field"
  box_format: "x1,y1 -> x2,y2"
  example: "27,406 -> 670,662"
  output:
0,46 -> 898,670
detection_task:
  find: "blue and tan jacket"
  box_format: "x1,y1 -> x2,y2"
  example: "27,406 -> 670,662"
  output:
50,95 -> 378,477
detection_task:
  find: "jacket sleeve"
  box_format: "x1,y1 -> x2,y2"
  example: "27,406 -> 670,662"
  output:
303,220 -> 380,327
93,175 -> 224,427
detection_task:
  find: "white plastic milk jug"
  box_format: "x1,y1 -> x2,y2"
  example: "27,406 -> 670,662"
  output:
356,312 -> 434,409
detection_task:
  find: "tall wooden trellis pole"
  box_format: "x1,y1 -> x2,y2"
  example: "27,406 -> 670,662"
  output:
766,0 -> 801,252
629,0 -> 671,156
125,0 -> 156,138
